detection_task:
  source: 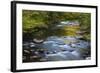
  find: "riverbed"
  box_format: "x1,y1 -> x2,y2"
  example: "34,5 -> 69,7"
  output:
23,36 -> 91,62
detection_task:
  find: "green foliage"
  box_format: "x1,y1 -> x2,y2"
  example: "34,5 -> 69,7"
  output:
22,10 -> 91,41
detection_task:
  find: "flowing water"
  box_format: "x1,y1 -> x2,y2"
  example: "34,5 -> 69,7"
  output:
23,36 -> 90,62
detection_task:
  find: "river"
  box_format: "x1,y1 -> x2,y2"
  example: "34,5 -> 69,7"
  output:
23,36 -> 90,62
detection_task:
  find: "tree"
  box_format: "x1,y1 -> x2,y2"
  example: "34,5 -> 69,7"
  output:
22,10 -> 91,42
